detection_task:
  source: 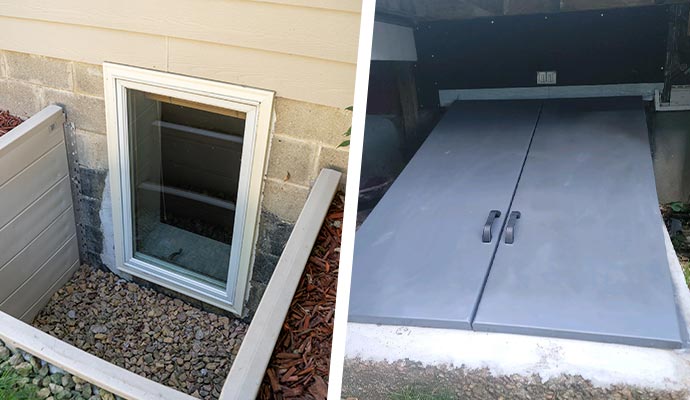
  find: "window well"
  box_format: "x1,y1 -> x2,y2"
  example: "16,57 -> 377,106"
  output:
104,64 -> 275,314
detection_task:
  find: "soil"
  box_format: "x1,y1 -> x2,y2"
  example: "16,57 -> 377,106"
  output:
258,193 -> 344,400
661,202 -> 690,287
342,359 -> 687,400
661,203 -> 690,263
32,266 -> 247,399
0,109 -> 23,137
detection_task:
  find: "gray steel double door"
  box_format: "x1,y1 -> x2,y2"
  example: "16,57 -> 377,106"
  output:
349,98 -> 683,348
349,100 -> 541,329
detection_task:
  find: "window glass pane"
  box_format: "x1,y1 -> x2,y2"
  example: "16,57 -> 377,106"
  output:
127,89 -> 246,288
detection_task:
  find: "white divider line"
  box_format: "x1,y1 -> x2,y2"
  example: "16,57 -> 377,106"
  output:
327,0 -> 376,398
0,311 -> 196,400
220,168 -> 341,400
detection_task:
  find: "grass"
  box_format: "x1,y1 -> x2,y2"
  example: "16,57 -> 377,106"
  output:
390,386 -> 456,400
0,367 -> 39,400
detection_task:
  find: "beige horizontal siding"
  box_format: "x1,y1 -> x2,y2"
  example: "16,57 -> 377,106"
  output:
0,0 -> 359,63
168,39 -> 356,107
0,17 -> 168,69
252,0 -> 361,13
0,0 -> 360,107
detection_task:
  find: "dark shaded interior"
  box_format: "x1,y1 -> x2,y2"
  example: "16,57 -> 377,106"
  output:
128,89 -> 246,285
360,4 -> 690,219
159,103 -> 245,243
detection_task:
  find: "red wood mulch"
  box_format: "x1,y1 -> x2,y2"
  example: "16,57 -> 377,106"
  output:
258,193 -> 344,400
0,109 -> 23,137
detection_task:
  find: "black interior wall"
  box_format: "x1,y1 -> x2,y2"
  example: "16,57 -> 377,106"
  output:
414,6 -> 669,108
158,104 -> 245,241
361,5 -> 690,214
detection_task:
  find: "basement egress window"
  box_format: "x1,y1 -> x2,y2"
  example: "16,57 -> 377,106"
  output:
104,63 -> 274,314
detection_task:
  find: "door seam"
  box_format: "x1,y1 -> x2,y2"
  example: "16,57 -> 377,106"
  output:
469,101 -> 544,328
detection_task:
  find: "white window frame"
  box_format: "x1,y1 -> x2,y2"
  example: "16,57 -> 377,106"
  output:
103,63 -> 274,315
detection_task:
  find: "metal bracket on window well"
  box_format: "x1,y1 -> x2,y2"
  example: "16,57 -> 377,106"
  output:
62,120 -> 86,260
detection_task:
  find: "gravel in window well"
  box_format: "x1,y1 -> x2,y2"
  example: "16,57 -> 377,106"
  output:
32,266 -> 247,399
0,338 -> 123,400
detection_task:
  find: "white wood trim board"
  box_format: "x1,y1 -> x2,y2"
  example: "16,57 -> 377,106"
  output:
220,168 -> 341,400
0,311 -> 196,400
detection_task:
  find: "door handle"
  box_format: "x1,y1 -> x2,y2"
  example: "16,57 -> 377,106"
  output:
505,211 -> 521,244
482,210 -> 501,243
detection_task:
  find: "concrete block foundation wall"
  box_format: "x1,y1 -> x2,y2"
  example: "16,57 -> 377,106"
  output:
652,111 -> 690,204
0,49 -> 351,317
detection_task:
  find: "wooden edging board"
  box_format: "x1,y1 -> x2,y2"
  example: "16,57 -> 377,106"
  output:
0,311 -> 196,400
220,168 -> 342,399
